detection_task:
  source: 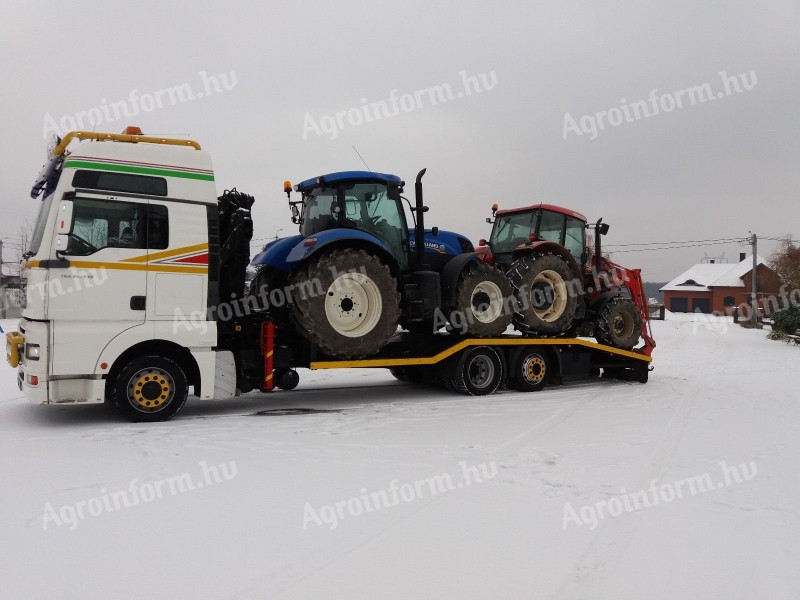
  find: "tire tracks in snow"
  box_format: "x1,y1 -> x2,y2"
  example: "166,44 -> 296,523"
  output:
551,377 -> 695,599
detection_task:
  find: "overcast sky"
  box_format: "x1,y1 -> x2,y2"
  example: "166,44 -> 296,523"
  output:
1,0 -> 797,281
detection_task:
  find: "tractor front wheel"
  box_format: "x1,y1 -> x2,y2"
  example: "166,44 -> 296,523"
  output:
594,297 -> 643,350
291,249 -> 401,359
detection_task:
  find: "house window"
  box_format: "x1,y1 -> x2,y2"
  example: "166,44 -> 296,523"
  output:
723,295 -> 735,307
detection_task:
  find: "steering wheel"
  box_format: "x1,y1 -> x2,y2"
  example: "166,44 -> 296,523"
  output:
65,233 -> 99,255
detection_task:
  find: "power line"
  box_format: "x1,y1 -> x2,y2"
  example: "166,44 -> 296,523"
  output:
605,237 -> 745,248
611,241 -> 747,253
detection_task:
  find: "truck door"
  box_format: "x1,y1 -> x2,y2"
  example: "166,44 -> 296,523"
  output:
48,196 -> 151,375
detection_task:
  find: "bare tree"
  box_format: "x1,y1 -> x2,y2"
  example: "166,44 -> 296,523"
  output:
12,220 -> 35,278
770,237 -> 800,291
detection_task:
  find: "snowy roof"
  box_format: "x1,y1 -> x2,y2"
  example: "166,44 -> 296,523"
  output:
660,255 -> 767,292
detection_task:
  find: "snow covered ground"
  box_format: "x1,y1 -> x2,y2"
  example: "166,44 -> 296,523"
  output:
1,314 -> 798,600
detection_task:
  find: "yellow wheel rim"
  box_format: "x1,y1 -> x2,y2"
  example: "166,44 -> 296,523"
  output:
128,368 -> 175,412
522,355 -> 546,385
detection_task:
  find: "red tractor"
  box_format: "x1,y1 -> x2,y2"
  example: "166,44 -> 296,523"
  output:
477,203 -> 655,356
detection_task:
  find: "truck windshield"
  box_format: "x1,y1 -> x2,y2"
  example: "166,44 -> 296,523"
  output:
490,211 -> 535,254
27,192 -> 55,256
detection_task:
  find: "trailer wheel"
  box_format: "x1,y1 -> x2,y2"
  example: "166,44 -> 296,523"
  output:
291,249 -> 401,359
509,253 -> 578,335
275,369 -> 300,390
113,355 -> 188,422
511,348 -> 549,392
594,297 -> 642,350
446,346 -> 503,396
389,366 -> 430,384
451,262 -> 513,336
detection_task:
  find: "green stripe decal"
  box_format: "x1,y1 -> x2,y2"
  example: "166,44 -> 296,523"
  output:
64,160 -> 215,181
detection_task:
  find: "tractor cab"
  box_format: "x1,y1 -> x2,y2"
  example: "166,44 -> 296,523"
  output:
291,171 -> 410,270
484,204 -> 588,270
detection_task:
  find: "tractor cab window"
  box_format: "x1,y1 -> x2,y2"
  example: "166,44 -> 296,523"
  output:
343,182 -> 408,268
537,210 -> 565,244
489,211 -> 535,254
300,188 -> 338,236
564,217 -> 585,262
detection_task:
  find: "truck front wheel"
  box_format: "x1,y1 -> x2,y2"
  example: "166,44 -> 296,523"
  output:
112,356 -> 188,422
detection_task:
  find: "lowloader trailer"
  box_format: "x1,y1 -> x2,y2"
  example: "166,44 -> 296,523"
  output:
6,127 -> 652,422
257,320 -> 652,398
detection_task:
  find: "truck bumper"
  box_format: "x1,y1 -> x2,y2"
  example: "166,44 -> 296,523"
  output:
11,319 -> 106,405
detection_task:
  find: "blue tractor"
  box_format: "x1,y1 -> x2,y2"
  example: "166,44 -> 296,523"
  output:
250,170 -> 512,359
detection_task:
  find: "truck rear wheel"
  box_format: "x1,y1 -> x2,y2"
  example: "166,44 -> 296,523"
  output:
445,346 -> 504,396
291,249 -> 401,359
451,262 -> 513,336
509,253 -> 578,335
594,297 -> 642,350
113,355 -> 188,422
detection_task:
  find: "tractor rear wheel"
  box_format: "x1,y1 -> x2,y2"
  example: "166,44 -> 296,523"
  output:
594,297 -> 642,349
451,262 -> 513,336
508,253 -> 579,335
291,249 -> 400,359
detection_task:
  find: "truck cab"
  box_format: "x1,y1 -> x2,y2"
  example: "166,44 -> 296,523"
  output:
8,129 -> 236,419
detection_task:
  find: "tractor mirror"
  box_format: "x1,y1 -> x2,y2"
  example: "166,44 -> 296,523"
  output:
485,217 -> 493,224
599,223 -> 610,235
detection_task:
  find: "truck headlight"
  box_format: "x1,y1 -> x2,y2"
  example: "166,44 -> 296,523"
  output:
25,343 -> 40,360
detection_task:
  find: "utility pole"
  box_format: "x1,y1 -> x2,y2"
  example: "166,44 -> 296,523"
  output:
0,239 -> 5,319
750,233 -> 758,326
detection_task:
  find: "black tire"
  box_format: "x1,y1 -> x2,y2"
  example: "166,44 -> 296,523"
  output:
445,347 -> 504,396
389,366 -> 432,384
389,367 -> 410,382
291,249 -> 400,359
248,267 -> 290,324
112,355 -> 188,422
451,262 -> 513,336
275,369 -> 300,390
511,348 -> 549,392
403,319 -> 439,335
594,297 -> 643,350
508,253 -> 579,335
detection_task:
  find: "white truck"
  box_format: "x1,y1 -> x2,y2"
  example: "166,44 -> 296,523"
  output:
6,128 -> 652,422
